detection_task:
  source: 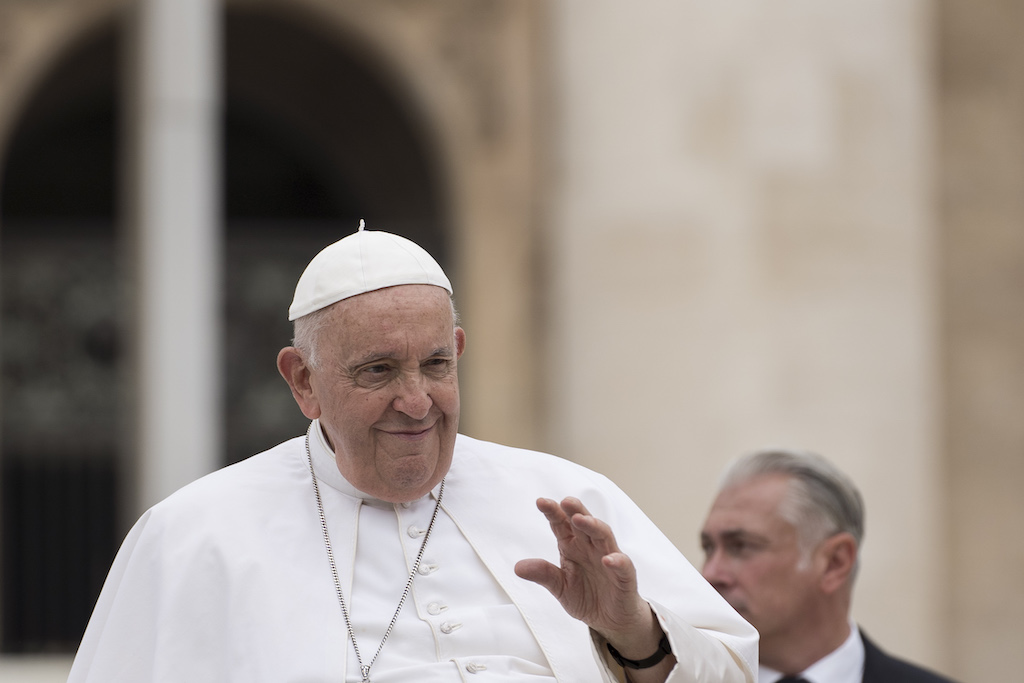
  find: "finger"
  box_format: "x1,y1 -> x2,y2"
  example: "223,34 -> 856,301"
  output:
557,496 -> 591,519
557,497 -> 617,551
600,551 -> 640,593
535,498 -> 575,542
514,558 -> 564,596
536,497 -> 567,518
568,509 -> 621,556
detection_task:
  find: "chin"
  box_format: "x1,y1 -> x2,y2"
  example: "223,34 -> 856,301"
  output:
387,461 -> 442,494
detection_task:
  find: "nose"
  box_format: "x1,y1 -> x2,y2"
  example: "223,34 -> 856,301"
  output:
391,373 -> 432,420
701,550 -> 731,590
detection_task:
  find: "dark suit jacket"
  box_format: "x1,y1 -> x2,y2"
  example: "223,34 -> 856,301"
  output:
861,631 -> 960,683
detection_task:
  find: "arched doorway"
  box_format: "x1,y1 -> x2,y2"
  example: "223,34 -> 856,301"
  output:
0,5 -> 447,653
0,21 -> 121,654
220,4 -> 449,464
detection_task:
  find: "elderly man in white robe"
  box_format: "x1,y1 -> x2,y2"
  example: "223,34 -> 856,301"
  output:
69,225 -> 757,683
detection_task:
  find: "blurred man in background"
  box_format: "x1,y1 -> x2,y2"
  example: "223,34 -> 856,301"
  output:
700,448 -> 959,683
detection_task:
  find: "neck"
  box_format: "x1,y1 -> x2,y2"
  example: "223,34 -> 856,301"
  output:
761,613 -> 851,674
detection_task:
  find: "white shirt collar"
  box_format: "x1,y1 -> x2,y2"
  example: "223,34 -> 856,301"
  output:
759,620 -> 865,683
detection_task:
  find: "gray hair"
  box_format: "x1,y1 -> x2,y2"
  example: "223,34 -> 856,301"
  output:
720,448 -> 865,561
291,304 -> 335,370
291,293 -> 460,370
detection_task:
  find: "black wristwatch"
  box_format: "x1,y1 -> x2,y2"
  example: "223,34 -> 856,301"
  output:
607,633 -> 673,670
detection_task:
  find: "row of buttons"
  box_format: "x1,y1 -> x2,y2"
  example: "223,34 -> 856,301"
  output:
404,512 -> 481,673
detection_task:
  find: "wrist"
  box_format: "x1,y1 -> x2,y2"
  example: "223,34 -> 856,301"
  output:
607,632 -> 672,670
598,604 -> 662,660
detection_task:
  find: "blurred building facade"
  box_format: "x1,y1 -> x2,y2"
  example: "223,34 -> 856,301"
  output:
0,1 -> 1020,681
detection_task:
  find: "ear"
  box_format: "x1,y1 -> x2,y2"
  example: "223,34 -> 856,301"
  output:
277,346 -> 322,420
818,531 -> 858,595
455,327 -> 466,359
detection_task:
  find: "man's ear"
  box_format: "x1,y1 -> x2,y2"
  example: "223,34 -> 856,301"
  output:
277,347 -> 321,420
818,531 -> 858,594
455,327 -> 466,359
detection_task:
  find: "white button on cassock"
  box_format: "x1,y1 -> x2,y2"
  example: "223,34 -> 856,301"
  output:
417,562 -> 439,575
426,602 -> 448,615
439,621 -> 462,635
465,662 -> 487,673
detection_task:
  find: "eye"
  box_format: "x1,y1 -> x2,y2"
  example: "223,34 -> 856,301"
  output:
724,538 -> 760,558
422,357 -> 451,372
356,363 -> 396,383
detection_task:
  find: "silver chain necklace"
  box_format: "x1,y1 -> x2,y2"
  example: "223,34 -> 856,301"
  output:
305,427 -> 445,683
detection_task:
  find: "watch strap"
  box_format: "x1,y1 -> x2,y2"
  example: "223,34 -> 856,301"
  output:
606,633 -> 672,670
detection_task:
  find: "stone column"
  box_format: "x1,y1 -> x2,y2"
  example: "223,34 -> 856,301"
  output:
940,0 -> 1024,679
551,0 -> 947,672
127,0 -> 221,512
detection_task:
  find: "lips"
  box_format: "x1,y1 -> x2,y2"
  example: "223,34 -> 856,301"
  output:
380,422 -> 436,440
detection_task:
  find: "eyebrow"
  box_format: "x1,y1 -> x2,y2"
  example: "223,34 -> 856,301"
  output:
704,529 -> 767,544
349,346 -> 454,368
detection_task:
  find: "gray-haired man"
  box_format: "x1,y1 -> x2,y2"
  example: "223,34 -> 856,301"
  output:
700,448 -> 959,683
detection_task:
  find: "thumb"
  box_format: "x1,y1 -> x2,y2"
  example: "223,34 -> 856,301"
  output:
514,558 -> 564,597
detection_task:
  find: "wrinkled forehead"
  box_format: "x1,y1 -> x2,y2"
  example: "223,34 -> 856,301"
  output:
317,284 -> 458,356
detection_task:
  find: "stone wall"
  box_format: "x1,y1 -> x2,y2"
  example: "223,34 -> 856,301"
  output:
940,0 -> 1024,678
549,0 -> 952,675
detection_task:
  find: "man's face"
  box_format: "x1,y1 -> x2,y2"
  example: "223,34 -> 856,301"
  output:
699,474 -> 821,655
305,284 -> 465,503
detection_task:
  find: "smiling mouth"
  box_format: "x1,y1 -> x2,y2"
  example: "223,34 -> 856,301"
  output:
382,424 -> 435,440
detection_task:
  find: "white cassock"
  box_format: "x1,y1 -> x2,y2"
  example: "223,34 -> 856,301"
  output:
69,421 -> 757,682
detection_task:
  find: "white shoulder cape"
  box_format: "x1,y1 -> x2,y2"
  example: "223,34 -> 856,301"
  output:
69,432 -> 757,682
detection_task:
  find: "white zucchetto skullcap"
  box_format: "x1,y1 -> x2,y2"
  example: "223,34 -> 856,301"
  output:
288,221 -> 452,321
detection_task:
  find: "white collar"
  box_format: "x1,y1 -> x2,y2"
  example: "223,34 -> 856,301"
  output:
759,620 -> 865,683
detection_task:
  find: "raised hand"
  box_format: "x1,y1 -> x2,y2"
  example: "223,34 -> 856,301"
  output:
514,496 -> 670,666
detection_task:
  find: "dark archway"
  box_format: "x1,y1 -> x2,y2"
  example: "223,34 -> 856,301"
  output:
0,5 -> 446,652
220,4 -> 449,465
0,22 -> 121,654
